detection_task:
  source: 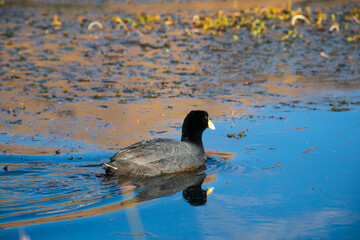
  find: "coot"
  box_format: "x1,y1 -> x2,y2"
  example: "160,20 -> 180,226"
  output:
102,110 -> 215,177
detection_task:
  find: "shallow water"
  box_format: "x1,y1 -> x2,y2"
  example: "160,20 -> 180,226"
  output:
1,0 -> 360,239
1,105 -> 359,239
0,152 -> 228,228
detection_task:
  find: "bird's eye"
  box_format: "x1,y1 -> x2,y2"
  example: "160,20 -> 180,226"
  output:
205,115 -> 208,119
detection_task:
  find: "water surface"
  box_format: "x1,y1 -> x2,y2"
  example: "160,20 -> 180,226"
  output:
1,0 -> 360,239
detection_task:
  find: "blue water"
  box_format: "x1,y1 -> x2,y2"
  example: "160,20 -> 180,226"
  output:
1,105 -> 359,239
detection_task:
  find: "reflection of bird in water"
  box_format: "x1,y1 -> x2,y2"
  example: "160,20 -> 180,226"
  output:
102,110 -> 215,177
183,184 -> 213,206
103,165 -> 214,207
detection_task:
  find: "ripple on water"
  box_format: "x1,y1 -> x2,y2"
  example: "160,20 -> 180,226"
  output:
0,152 -> 239,228
0,156 -> 121,226
205,150 -> 244,175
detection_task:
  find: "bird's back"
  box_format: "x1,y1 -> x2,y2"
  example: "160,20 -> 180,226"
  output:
103,138 -> 205,176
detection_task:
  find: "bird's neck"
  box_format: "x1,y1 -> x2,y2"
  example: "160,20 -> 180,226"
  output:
181,132 -> 204,149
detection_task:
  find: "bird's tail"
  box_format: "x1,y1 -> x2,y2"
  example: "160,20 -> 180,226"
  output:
102,162 -> 118,171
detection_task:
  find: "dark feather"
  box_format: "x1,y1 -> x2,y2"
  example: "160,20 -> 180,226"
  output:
104,138 -> 205,176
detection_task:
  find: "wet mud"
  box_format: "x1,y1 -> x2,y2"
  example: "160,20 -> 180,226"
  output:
1,0 -> 359,154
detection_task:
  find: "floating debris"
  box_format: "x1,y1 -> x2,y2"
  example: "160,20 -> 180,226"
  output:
227,129 -> 248,140
164,16 -> 175,26
281,127 -> 309,131
320,52 -> 329,58
331,107 -> 352,112
112,15 -> 128,31
291,15 -> 311,26
303,146 -> 317,153
88,21 -> 103,31
329,24 -> 340,34
353,16 -> 360,24
51,15 -> 62,28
